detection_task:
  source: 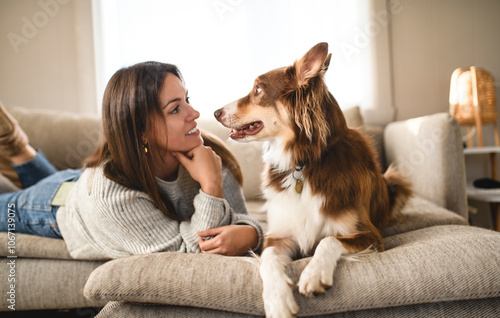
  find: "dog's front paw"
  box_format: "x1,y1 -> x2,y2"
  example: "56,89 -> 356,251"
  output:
297,258 -> 333,297
263,280 -> 298,318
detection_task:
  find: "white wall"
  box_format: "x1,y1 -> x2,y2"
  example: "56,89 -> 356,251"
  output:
391,0 -> 500,122
0,0 -> 97,114
390,0 -> 500,180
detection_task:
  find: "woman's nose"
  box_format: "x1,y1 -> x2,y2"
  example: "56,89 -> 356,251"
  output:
187,105 -> 200,120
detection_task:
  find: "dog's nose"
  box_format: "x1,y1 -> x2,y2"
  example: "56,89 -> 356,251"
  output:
214,109 -> 222,119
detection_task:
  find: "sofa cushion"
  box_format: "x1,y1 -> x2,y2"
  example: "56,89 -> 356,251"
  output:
0,258 -> 106,311
384,113 -> 467,218
0,172 -> 20,193
96,298 -> 500,318
84,225 -> 500,316
383,195 -> 468,237
0,232 -> 74,260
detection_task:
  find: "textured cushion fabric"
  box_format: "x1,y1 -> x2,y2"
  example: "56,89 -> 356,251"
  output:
0,258 -> 106,310
96,298 -> 500,318
0,172 -> 20,193
0,152 -> 22,188
384,113 -> 467,218
84,225 -> 500,316
0,233 -> 74,259
341,106 -> 364,128
383,195 -> 468,237
96,301 -> 260,318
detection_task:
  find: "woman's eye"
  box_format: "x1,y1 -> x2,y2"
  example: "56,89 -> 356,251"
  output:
255,87 -> 262,94
185,96 -> 190,104
170,105 -> 180,114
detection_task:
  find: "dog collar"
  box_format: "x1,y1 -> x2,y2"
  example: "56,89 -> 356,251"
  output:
292,165 -> 304,194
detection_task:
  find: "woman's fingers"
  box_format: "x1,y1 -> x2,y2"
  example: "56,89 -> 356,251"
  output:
198,227 -> 223,253
197,225 -> 258,256
198,227 -> 223,238
173,145 -> 223,197
198,237 -> 218,253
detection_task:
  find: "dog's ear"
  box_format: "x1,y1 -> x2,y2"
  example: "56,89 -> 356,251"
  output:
295,42 -> 329,86
322,53 -> 332,73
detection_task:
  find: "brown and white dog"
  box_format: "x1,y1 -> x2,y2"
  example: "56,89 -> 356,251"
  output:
214,42 -> 411,318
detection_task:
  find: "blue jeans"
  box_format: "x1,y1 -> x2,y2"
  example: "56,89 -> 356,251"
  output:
0,151 -> 81,238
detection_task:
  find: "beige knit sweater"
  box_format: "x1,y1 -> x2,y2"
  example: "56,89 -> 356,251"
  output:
57,164 -> 263,260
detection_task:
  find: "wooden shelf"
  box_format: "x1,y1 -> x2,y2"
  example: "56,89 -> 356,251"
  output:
464,147 -> 500,231
464,146 -> 500,155
463,147 -> 500,180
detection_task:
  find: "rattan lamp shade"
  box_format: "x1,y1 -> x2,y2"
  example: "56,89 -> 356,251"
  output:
449,66 -> 499,147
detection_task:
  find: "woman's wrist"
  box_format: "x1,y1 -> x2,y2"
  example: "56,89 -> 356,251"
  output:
201,183 -> 223,198
241,225 -> 258,250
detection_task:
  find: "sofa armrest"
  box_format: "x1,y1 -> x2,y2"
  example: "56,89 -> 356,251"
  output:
384,113 -> 467,219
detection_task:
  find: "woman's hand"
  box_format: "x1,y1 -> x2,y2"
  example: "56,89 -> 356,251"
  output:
198,225 -> 258,256
172,145 -> 223,198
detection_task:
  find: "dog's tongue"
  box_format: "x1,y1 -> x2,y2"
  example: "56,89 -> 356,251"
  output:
230,122 -> 262,139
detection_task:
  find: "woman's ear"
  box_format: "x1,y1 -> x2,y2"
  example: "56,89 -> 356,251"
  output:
141,133 -> 148,146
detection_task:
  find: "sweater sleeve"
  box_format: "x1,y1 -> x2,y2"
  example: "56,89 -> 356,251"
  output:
221,169 -> 264,252
179,168 -> 264,253
178,189 -> 233,253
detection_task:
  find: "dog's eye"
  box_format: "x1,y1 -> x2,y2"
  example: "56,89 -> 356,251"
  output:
255,86 -> 262,94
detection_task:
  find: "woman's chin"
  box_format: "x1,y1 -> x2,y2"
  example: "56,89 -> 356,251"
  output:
180,138 -> 204,153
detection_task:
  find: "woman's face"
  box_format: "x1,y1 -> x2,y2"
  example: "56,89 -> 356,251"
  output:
149,73 -> 202,154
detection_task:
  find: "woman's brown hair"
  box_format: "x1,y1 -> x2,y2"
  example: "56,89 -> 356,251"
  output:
85,61 -> 242,221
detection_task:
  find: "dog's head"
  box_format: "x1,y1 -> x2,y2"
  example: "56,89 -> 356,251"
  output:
215,42 -> 347,163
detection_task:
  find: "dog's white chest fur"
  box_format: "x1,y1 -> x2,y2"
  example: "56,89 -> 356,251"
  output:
263,172 -> 356,257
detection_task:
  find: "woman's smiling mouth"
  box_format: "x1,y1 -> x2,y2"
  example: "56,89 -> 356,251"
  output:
186,126 -> 199,135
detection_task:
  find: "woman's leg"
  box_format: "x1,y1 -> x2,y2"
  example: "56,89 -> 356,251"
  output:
0,169 -> 81,238
0,190 -> 62,239
0,102 -> 57,188
12,151 -> 57,188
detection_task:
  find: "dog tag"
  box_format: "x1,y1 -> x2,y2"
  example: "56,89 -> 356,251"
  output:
295,179 -> 303,194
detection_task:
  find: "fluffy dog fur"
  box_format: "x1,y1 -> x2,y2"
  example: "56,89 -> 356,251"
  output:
215,42 -> 411,318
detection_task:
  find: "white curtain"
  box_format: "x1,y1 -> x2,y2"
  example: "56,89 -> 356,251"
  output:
93,0 -> 395,124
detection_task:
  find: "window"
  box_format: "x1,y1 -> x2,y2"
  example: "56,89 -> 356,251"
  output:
94,0 -> 392,122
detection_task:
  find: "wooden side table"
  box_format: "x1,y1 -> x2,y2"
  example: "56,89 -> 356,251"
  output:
464,146 -> 500,231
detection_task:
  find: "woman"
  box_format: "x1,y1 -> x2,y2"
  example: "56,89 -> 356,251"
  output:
0,61 -> 263,259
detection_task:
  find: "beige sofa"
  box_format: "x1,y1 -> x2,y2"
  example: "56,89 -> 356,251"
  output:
1,105 -> 499,317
